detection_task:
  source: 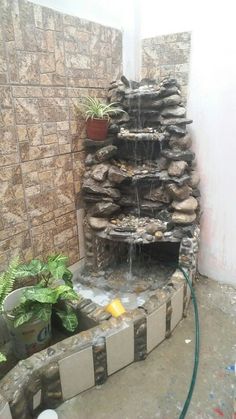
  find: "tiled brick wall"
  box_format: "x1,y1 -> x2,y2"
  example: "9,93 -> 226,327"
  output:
0,0 -> 122,270
141,32 -> 191,99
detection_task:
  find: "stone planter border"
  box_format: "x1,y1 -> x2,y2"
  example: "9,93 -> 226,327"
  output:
0,228 -> 199,419
0,266 -> 197,419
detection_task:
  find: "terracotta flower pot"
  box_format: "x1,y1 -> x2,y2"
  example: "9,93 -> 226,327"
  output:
86,118 -> 109,141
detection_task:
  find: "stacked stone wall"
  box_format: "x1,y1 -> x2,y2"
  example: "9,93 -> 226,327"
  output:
141,32 -> 191,100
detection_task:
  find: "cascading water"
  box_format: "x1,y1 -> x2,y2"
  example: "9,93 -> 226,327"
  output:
81,75 -> 200,310
127,241 -> 135,282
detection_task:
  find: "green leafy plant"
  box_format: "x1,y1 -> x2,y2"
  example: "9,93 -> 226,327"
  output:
0,352 -> 6,363
0,258 -> 20,363
0,257 -> 19,310
15,254 -> 73,287
77,96 -> 124,120
8,254 -> 80,333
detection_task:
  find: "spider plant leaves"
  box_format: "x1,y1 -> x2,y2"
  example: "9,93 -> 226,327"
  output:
77,96 -> 124,120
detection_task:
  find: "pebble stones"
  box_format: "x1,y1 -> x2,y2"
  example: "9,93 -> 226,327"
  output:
155,231 -> 163,240
145,234 -> 154,241
145,221 -> 166,235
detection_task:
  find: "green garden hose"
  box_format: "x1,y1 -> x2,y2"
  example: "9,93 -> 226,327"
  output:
177,265 -> 200,419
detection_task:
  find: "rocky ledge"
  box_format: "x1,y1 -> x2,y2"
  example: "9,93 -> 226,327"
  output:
81,76 -> 200,247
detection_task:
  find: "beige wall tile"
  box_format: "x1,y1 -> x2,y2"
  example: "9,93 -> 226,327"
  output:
33,389 -> 42,410
171,287 -> 184,331
59,347 -> 94,400
147,303 -> 166,353
0,402 -> 12,419
106,326 -> 134,375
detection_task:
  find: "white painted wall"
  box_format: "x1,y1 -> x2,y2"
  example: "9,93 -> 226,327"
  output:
31,0 -> 141,79
141,0 -> 236,285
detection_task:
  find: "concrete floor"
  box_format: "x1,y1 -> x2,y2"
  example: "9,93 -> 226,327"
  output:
57,276 -> 236,419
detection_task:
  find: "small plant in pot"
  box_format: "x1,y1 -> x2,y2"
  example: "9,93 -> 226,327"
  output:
77,96 -> 124,141
3,254 -> 80,359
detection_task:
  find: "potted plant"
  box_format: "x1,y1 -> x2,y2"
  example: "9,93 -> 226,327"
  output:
77,96 -> 124,141
3,254 -> 80,359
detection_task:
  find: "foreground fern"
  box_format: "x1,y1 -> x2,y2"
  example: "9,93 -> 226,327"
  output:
0,257 -> 19,310
0,258 -> 19,363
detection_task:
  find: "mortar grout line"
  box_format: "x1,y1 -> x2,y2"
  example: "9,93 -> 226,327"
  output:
61,9 -> 81,261
0,83 -> 108,89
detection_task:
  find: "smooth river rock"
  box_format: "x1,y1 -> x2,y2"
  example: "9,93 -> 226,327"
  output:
82,178 -> 121,200
95,145 -> 117,162
172,197 -> 198,212
188,171 -> 200,188
161,106 -> 186,118
108,166 -> 129,184
159,117 -> 193,126
90,202 -> 120,217
145,221 -> 166,235
172,211 -> 196,224
169,133 -> 192,150
168,160 -> 188,177
167,125 -> 186,135
161,149 -> 195,162
91,164 -> 109,182
144,186 -> 171,203
166,183 -> 192,200
154,231 -> 164,240
88,217 -> 108,230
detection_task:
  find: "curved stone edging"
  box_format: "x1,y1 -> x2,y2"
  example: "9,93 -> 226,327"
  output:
0,268 -> 195,419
